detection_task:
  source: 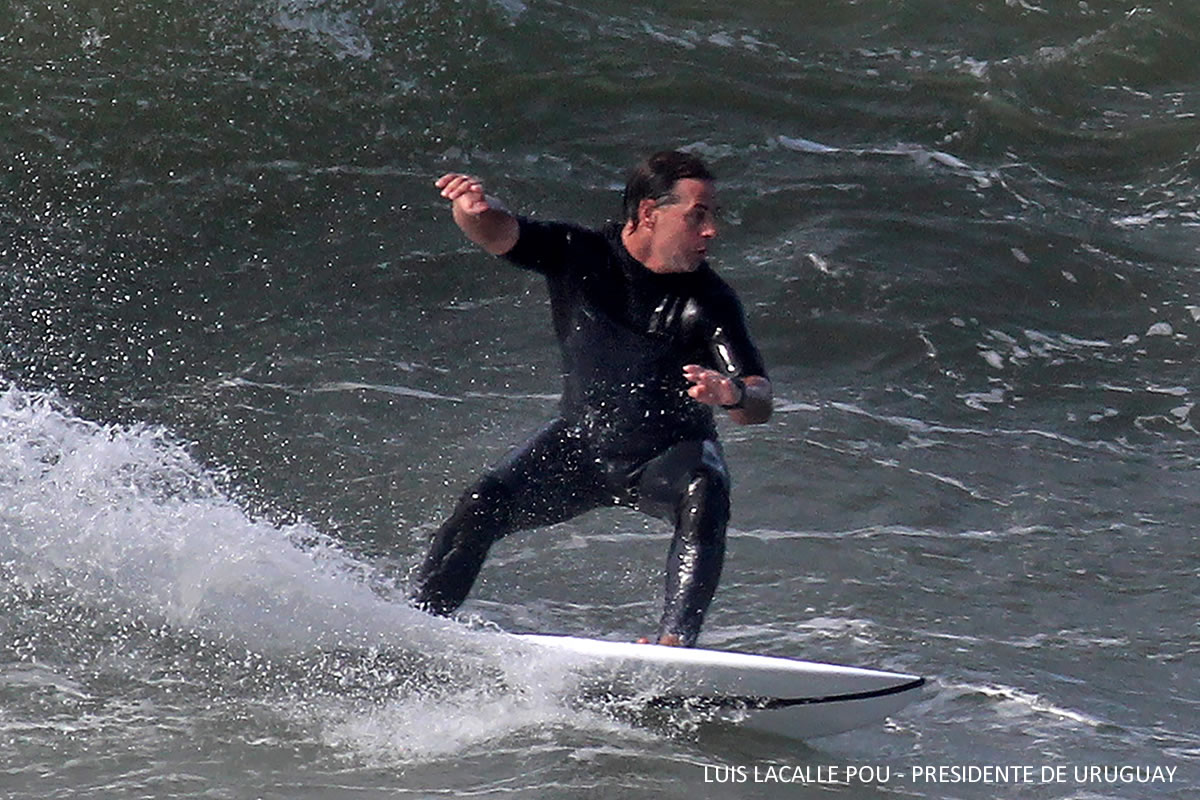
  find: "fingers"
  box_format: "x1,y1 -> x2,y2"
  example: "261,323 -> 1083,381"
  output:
435,173 -> 489,214
435,172 -> 479,192
435,172 -> 482,199
682,364 -> 713,385
685,369 -> 719,403
683,364 -> 720,391
682,364 -> 738,407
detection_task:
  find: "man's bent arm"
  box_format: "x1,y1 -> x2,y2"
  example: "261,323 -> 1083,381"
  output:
435,173 -> 520,256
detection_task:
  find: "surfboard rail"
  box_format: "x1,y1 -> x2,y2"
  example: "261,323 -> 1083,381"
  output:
515,633 -> 926,739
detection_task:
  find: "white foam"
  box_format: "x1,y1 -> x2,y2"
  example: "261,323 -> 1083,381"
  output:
944,680 -> 1108,730
273,0 -> 374,60
0,386 -> 461,654
0,386 -> 689,761
315,676 -> 632,765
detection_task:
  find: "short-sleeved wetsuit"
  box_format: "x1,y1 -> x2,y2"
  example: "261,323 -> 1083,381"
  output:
410,218 -> 767,645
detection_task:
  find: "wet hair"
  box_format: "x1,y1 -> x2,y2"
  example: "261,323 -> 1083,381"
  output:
622,150 -> 715,228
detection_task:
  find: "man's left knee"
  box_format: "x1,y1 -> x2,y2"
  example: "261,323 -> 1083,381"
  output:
637,439 -> 730,520
678,468 -> 730,541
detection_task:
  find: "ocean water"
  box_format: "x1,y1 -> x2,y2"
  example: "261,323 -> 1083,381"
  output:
2,1 -> 1198,797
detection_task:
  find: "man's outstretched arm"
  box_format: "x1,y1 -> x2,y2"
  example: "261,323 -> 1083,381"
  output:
435,173 -> 520,255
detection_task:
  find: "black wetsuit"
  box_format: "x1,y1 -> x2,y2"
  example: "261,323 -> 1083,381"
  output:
411,218 -> 767,645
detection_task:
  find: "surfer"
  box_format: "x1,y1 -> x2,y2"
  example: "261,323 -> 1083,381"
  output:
411,151 -> 772,646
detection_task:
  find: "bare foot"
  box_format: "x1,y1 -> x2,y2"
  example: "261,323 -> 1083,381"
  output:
635,634 -> 684,646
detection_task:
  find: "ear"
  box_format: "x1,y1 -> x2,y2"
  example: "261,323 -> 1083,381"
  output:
638,197 -> 657,229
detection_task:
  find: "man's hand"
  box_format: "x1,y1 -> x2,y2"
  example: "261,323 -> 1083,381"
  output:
683,364 -> 773,425
434,173 -> 520,255
683,364 -> 742,407
436,173 -> 492,216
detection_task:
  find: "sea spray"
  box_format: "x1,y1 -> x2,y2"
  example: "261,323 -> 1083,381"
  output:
0,384 -> 634,761
0,385 -> 453,652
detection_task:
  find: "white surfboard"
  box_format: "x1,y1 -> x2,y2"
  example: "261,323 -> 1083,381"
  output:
517,633 -> 925,739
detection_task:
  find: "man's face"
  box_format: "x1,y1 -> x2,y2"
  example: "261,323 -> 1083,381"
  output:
645,178 -> 719,274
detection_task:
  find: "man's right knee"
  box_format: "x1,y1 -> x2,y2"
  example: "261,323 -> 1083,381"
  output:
410,473 -> 516,616
449,473 -> 516,533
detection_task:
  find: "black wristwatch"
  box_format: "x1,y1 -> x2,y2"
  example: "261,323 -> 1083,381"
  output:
721,376 -> 747,410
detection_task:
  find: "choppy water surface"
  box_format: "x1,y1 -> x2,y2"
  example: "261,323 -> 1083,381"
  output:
2,1 -> 1198,797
